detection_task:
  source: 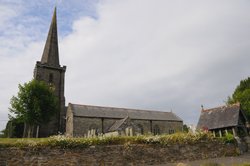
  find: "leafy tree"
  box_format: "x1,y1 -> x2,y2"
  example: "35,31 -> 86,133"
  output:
9,79 -> 58,137
227,77 -> 250,120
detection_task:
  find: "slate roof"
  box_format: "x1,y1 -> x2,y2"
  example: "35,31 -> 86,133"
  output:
68,103 -> 182,121
41,7 -> 60,67
197,103 -> 245,130
108,116 -> 129,132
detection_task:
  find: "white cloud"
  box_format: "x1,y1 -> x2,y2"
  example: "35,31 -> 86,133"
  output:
61,0 -> 250,125
0,3 -> 45,130
0,5 -> 17,26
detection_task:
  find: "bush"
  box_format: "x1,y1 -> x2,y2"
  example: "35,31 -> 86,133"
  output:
223,133 -> 235,143
0,132 -> 224,148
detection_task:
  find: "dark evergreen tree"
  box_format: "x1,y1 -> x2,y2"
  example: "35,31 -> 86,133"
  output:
3,119 -> 24,138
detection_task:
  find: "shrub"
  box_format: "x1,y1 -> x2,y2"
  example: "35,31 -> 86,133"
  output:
223,133 -> 235,143
0,132 -> 225,148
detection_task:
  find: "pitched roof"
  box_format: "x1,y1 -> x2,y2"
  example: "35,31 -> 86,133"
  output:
68,103 -> 182,121
41,7 -> 60,67
197,103 -> 245,130
108,116 -> 129,132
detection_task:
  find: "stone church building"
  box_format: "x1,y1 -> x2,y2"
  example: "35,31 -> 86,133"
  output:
34,8 -> 183,137
66,103 -> 182,137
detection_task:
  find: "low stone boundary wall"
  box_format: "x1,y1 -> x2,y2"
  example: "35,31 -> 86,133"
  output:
0,141 -> 237,165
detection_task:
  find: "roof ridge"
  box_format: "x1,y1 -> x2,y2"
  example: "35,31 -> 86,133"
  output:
202,103 -> 240,112
70,103 -> 172,114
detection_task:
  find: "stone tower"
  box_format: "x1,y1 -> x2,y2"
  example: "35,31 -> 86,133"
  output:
33,7 -> 66,137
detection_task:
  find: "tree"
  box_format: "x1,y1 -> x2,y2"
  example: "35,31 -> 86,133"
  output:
227,77 -> 250,120
3,119 -> 24,138
9,79 -> 58,138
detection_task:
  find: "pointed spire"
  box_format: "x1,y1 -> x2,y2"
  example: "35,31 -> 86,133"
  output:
41,7 -> 60,66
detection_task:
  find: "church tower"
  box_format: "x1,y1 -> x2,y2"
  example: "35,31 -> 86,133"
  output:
33,7 -> 66,137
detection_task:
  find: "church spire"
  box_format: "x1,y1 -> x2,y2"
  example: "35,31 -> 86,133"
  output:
34,7 -> 66,137
41,7 -> 60,66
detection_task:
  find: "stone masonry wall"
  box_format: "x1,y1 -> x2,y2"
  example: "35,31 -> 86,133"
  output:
0,142 -> 237,166
34,63 -> 66,137
73,117 -> 102,137
151,120 -> 183,134
69,115 -> 183,137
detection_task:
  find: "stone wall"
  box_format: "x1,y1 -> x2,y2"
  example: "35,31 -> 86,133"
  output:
66,113 -> 183,137
0,142 -> 237,165
73,117 -> 102,137
34,62 -> 66,137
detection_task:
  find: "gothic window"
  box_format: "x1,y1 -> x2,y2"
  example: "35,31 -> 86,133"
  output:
137,124 -> 144,135
153,125 -> 160,135
49,73 -> 53,83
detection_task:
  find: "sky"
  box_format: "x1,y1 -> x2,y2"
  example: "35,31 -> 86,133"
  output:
1,0 -> 250,131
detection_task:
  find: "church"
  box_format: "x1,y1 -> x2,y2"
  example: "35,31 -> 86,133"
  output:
34,8 -> 183,137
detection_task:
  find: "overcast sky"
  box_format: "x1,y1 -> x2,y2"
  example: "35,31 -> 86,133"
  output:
0,0 -> 250,131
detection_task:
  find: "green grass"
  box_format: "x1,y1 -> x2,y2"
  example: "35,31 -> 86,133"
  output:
0,132 -> 228,149
197,163 -> 250,166
0,138 -> 48,147
201,162 -> 222,166
233,164 -> 250,166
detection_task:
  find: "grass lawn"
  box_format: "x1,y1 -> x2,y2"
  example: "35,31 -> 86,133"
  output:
0,138 -> 49,147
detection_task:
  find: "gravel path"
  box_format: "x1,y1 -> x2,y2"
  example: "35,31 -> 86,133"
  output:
155,152 -> 250,166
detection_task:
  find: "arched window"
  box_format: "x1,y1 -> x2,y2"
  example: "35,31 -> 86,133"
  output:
153,125 -> 160,135
49,73 -> 53,83
137,124 -> 144,135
